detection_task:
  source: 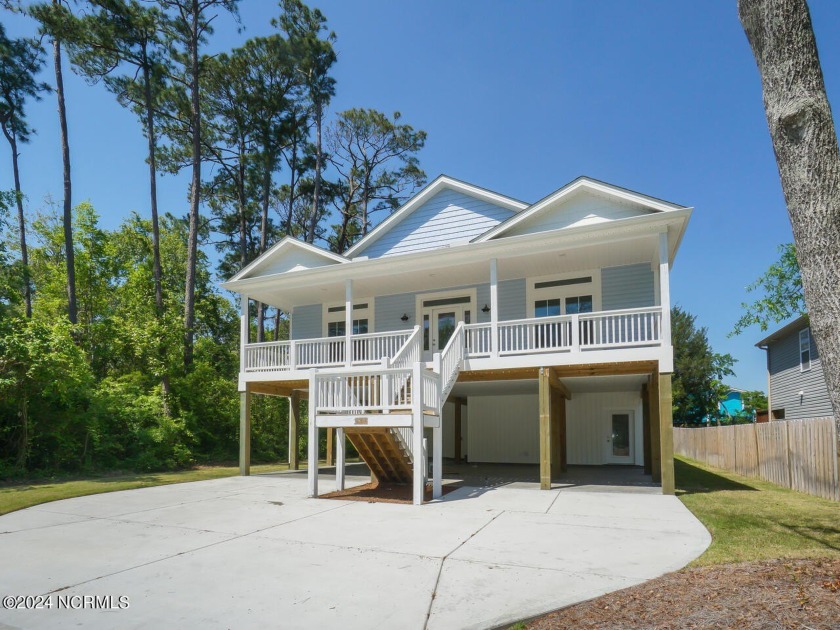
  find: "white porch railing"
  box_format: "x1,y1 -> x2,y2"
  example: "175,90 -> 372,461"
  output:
463,306 -> 663,358
243,330 -> 412,372
436,321 -> 464,402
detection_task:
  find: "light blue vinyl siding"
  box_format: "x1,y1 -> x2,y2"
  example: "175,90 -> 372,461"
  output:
769,328 -> 833,420
601,264 -> 655,310
374,293 -> 416,332
291,304 -> 322,340
356,189 -> 515,259
477,279 -> 526,322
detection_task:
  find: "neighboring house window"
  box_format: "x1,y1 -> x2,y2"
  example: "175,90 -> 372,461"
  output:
800,328 -> 811,372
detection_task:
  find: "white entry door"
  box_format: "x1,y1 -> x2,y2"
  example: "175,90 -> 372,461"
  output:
422,303 -> 470,362
606,411 -> 634,464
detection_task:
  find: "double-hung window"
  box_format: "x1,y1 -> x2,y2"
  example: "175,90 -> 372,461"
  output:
800,328 -> 811,372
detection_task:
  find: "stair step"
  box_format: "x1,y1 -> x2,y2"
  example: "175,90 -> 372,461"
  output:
345,427 -> 413,484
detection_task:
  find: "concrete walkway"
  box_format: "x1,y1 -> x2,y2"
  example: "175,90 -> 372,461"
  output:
0,471 -> 710,630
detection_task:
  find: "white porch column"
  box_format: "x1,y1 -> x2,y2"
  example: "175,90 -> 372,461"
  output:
658,232 -> 672,347
490,258 -> 499,358
239,294 -> 249,376
432,425 -> 442,499
335,428 -> 345,491
345,279 -> 353,367
308,370 -> 319,497
412,362 -> 424,505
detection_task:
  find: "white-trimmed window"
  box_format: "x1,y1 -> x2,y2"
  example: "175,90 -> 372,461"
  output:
530,273 -> 598,318
324,303 -> 370,337
799,328 -> 811,372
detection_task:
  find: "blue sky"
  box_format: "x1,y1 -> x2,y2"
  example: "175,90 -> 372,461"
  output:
3,1 -> 839,391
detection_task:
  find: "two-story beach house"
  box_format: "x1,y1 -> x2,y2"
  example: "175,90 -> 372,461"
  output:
757,315 -> 833,421
220,175 -> 692,504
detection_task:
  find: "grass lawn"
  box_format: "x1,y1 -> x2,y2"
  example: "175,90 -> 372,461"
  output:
675,455 -> 840,566
0,462 -> 299,517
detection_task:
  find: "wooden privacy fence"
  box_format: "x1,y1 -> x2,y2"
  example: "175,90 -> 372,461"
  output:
674,417 -> 839,501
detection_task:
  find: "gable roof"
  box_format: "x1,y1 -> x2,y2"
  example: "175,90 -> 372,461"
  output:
344,174 -> 529,258
755,315 -> 810,348
473,176 -> 689,243
226,236 -> 347,283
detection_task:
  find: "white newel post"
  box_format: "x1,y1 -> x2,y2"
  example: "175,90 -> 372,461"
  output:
381,357 -> 391,413
345,279 -> 353,367
490,258 -> 499,358
239,294 -> 249,376
432,423 -> 442,499
308,369 -> 319,498
571,313 -> 580,352
658,232 -> 672,348
335,428 -> 345,491
412,362 -> 424,505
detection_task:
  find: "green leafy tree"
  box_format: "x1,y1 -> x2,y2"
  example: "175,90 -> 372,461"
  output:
155,0 -> 239,371
326,109 -> 427,252
274,0 -> 336,245
671,306 -> 736,426
731,243 -> 804,335
0,24 -> 48,318
741,390 -> 768,415
30,0 -> 78,325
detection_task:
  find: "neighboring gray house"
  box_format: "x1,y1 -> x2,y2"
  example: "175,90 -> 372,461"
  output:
757,315 -> 833,421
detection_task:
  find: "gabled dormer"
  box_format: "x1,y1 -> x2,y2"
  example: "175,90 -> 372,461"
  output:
474,176 -> 688,242
346,175 -> 529,259
227,237 -> 347,283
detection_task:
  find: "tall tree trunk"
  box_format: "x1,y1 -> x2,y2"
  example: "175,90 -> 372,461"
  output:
739,0 -> 840,441
6,132 -> 31,317
285,134 -> 298,236
183,0 -> 201,371
142,55 -> 171,406
256,151 -> 272,342
53,35 -> 76,325
306,100 -> 322,244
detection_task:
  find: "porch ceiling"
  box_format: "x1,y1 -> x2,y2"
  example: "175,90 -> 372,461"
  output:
245,234 -> 660,312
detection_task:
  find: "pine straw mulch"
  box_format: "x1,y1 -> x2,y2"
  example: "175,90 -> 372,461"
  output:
525,558 -> 840,630
319,481 -> 458,504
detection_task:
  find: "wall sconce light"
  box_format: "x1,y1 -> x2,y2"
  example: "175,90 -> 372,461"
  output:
400,313 -> 410,322
481,304 -> 491,314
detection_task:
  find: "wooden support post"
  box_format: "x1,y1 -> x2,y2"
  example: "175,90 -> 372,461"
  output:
335,428 -> 345,491
659,373 -> 675,495
289,391 -> 300,470
239,391 -> 251,476
649,374 -> 662,483
641,383 -> 652,475
539,367 -> 552,490
326,427 -> 334,467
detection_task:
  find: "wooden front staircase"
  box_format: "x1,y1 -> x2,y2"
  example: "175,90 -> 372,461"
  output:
345,427 -> 412,483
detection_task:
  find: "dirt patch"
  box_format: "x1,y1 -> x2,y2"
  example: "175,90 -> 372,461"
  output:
320,481 -> 457,504
526,558 -> 840,629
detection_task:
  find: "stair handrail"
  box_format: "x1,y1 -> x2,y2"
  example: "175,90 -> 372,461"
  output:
389,325 -> 422,369
435,321 -> 465,405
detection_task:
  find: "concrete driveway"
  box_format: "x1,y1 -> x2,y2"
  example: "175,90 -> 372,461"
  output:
0,469 -> 710,630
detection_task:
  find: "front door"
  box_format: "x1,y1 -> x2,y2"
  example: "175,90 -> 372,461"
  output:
606,411 -> 634,464
423,308 -> 458,361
